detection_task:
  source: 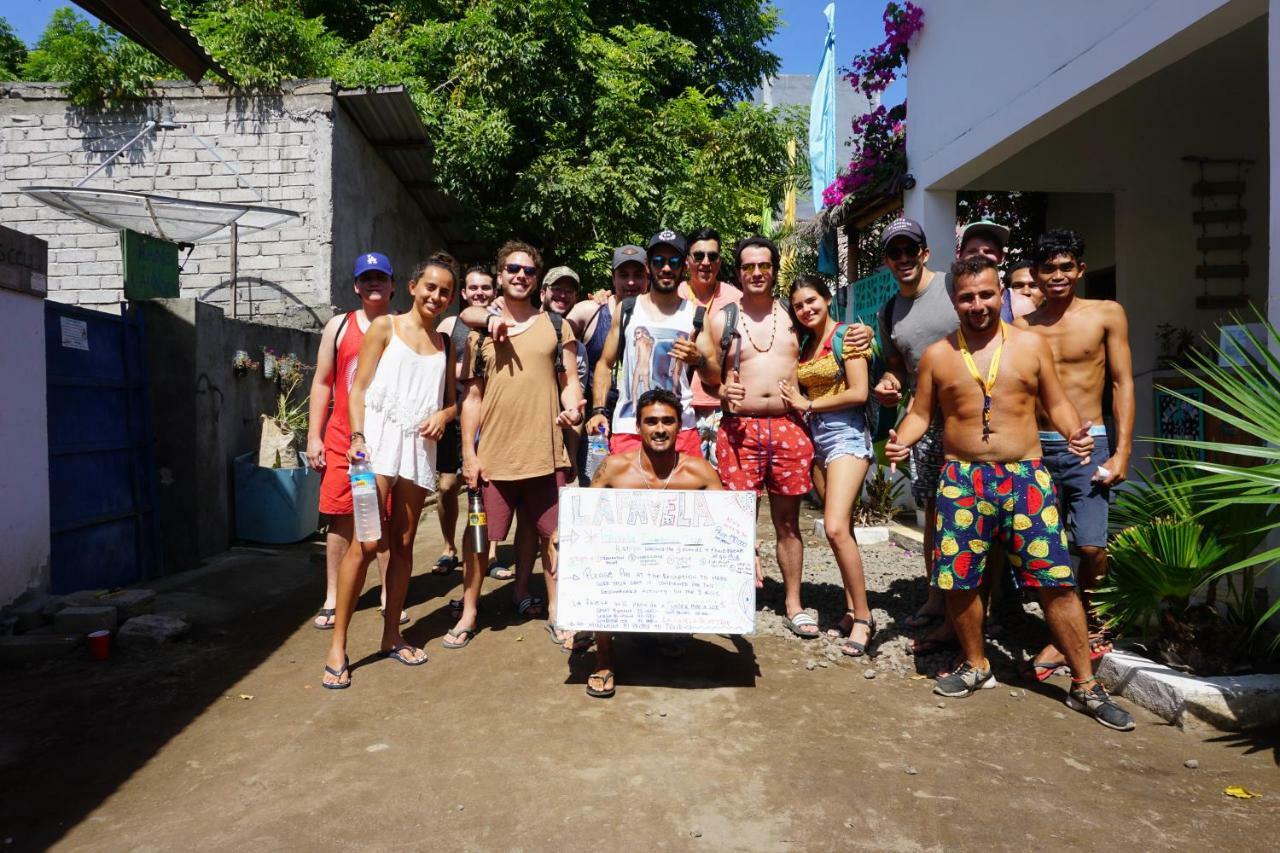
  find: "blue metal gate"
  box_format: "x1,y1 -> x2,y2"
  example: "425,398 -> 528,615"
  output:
45,302 -> 159,593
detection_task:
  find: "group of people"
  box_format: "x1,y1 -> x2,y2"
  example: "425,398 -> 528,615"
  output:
302,215 -> 1136,733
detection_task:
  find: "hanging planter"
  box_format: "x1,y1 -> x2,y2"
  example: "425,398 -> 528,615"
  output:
262,347 -> 278,379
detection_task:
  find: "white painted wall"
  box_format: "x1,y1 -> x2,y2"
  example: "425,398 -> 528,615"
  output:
0,289 -> 50,606
907,0 -> 1264,191
957,20 -> 1269,463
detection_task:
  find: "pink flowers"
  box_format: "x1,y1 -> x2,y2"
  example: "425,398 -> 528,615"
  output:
825,2 -> 922,208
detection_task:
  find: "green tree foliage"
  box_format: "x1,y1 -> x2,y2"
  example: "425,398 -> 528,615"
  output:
0,17 -> 28,80
187,1 -> 345,89
20,1 -> 798,274
21,8 -> 175,106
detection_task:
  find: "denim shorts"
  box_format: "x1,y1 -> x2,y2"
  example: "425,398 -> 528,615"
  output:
808,408 -> 872,466
1041,429 -> 1111,549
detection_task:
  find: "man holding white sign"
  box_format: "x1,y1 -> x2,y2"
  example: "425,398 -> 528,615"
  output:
577,388 -> 728,699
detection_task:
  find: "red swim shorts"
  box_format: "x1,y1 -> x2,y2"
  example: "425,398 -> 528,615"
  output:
319,448 -> 354,515
608,429 -> 702,458
715,414 -> 814,496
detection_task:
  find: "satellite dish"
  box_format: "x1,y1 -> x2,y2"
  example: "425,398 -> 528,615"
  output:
19,185 -> 299,243
16,120 -> 300,243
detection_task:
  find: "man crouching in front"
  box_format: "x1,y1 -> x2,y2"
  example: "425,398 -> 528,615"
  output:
585,388 -> 722,698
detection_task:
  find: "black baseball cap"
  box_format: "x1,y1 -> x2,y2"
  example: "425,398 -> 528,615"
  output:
647,228 -> 687,256
880,218 -> 927,250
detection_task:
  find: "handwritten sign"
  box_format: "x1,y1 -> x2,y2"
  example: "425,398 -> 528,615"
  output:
556,488 -> 757,634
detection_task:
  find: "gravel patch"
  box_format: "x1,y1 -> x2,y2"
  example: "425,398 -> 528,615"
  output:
752,498 -> 1052,680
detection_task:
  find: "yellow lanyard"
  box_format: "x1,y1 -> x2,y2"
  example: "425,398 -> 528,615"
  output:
958,321 -> 1006,440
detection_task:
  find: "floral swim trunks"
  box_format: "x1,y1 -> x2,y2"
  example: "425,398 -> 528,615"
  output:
932,459 -> 1074,591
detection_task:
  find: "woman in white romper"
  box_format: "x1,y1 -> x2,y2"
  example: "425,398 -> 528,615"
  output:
323,254 -> 456,688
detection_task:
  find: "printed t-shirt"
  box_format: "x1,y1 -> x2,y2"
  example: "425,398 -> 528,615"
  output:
879,270 -> 958,377
679,280 -> 742,408
469,312 -> 573,481
611,296 -> 698,435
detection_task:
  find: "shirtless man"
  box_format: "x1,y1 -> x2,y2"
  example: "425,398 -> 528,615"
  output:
1018,229 -> 1134,675
1006,260 -> 1041,309
585,388 -> 723,698
885,255 -> 1133,730
701,235 -> 818,638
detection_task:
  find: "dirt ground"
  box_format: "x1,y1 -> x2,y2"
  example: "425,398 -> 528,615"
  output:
2,495 -> 1277,852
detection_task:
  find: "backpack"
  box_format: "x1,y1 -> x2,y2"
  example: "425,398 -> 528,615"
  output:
474,310 -> 565,378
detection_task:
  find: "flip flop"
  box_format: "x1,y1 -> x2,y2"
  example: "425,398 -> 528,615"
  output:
379,608 -> 411,626
442,626 -> 476,649
487,561 -> 516,581
784,612 -> 820,639
431,555 -> 459,575
514,596 -> 546,619
586,669 -> 615,699
313,608 -> 336,630
322,656 -> 351,689
383,643 -> 428,666
1021,660 -> 1066,682
903,611 -> 944,629
909,635 -> 959,656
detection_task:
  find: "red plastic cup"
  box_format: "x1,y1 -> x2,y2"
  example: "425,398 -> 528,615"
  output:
88,629 -> 111,661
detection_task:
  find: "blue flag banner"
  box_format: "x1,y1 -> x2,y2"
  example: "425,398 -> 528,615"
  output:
809,3 -> 837,214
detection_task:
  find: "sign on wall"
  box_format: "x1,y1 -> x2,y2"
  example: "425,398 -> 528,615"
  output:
121,229 -> 179,300
845,265 -> 897,339
556,488 -> 757,634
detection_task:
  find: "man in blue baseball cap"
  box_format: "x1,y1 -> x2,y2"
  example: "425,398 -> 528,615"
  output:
306,250 -> 399,631
353,251 -> 394,279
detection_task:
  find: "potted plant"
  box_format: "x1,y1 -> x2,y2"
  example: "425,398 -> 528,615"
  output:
233,360 -> 322,544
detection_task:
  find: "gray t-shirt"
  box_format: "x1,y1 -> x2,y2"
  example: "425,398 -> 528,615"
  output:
879,270 -> 958,377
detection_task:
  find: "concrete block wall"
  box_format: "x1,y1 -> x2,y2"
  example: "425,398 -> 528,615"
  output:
0,80 -> 335,327
1,79 -> 449,328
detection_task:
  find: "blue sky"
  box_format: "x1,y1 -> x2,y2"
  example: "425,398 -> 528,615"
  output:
5,0 -> 905,105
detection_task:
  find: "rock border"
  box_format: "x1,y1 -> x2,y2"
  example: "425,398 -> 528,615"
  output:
1096,649 -> 1280,733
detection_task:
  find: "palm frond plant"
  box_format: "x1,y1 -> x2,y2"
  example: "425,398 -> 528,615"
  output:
1122,313 -> 1280,656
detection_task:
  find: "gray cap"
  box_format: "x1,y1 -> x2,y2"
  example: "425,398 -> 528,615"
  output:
543,265 -> 579,287
960,219 -> 1011,250
880,217 -> 927,250
611,244 -> 647,270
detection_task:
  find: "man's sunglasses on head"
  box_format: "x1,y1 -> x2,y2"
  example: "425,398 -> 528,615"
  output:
691,250 -> 720,263
739,261 -> 773,274
504,262 -> 538,276
650,255 -> 684,269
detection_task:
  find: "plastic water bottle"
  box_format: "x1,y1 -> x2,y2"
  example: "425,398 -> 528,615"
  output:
584,425 -> 610,482
349,453 -> 381,542
466,488 -> 488,554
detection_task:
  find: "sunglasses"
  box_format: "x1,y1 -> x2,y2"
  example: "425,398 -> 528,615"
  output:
504,262 -> 538,277
884,243 -> 922,261
738,261 -> 773,274
650,255 -> 684,269
691,250 -> 720,263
